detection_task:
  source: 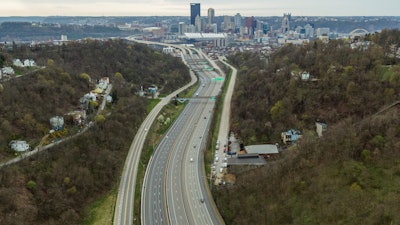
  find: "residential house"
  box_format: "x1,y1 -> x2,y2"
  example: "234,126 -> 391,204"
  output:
301,71 -> 310,81
13,59 -> 36,67
23,59 -> 36,67
1,67 -> 14,75
97,77 -> 109,91
67,110 -> 87,125
148,85 -> 158,94
281,129 -> 302,144
9,140 -> 30,152
50,116 -> 64,130
84,92 -> 97,102
106,95 -> 113,103
13,59 -> 23,67
315,122 -> 327,137
80,92 -> 97,110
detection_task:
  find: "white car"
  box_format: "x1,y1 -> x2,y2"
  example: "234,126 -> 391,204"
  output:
190,158 -> 194,162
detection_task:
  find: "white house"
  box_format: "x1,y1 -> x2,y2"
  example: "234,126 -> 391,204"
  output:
23,59 -> 36,67
10,140 -> 30,152
301,72 -> 310,81
50,116 -> 64,130
84,92 -> 97,102
13,59 -> 23,67
106,95 -> 113,103
1,67 -> 15,75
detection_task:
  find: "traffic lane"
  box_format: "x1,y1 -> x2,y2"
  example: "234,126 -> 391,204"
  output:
143,103 -> 196,225
118,122 -> 150,225
145,137 -> 171,225
183,80 -> 216,225
167,102 -> 202,225
166,92 -> 213,223
167,128 -> 193,225
187,129 -> 209,224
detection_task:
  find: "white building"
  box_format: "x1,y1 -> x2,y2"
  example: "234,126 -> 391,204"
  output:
50,116 -> 64,130
13,59 -> 23,67
10,140 -> 30,152
23,59 -> 36,67
1,67 -> 14,75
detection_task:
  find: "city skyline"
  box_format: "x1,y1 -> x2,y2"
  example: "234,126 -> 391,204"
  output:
1,0 -> 399,17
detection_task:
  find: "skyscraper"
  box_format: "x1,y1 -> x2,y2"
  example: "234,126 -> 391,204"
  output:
234,13 -> 242,32
190,3 -> 200,25
208,8 -> 215,25
245,16 -> 255,36
281,13 -> 291,33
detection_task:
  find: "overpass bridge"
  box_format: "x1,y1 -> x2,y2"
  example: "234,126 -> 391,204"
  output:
174,96 -> 216,103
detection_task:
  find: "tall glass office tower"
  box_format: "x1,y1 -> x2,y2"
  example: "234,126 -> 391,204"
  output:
190,3 -> 200,25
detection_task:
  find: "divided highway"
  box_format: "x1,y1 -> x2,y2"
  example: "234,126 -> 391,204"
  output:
141,50 -> 225,225
113,39 -> 197,225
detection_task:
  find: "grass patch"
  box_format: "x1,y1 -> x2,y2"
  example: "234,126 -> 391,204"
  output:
147,98 -> 161,113
80,189 -> 117,225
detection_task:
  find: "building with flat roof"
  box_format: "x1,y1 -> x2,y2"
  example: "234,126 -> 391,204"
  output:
227,155 -> 266,166
182,32 -> 229,47
208,8 -> 215,25
245,144 -> 279,155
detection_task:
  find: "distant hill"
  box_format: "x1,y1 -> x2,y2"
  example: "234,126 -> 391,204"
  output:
214,30 -> 400,225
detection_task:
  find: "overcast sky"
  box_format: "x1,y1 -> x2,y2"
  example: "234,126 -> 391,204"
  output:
1,0 -> 399,17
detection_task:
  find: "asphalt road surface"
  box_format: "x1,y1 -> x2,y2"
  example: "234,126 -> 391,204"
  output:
141,49 -> 225,225
113,39 -> 198,225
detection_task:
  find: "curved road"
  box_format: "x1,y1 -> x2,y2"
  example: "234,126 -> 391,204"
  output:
141,49 -> 225,225
113,39 -> 197,225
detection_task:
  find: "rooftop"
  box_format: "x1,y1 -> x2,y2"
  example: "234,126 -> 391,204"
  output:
245,144 -> 279,155
227,155 -> 267,166
184,33 -> 227,40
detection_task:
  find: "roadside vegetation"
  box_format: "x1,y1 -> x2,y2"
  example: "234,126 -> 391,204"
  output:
205,67 -> 232,184
213,29 -> 400,225
0,39 -> 190,225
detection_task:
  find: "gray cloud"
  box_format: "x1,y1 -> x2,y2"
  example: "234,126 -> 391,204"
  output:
2,0 -> 400,16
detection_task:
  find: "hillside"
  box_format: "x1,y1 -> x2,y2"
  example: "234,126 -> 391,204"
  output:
0,39 -> 189,224
214,30 -> 400,225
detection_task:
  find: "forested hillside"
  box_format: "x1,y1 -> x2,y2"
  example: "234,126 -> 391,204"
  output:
214,29 -> 400,225
0,22 -> 136,41
0,39 -> 189,224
